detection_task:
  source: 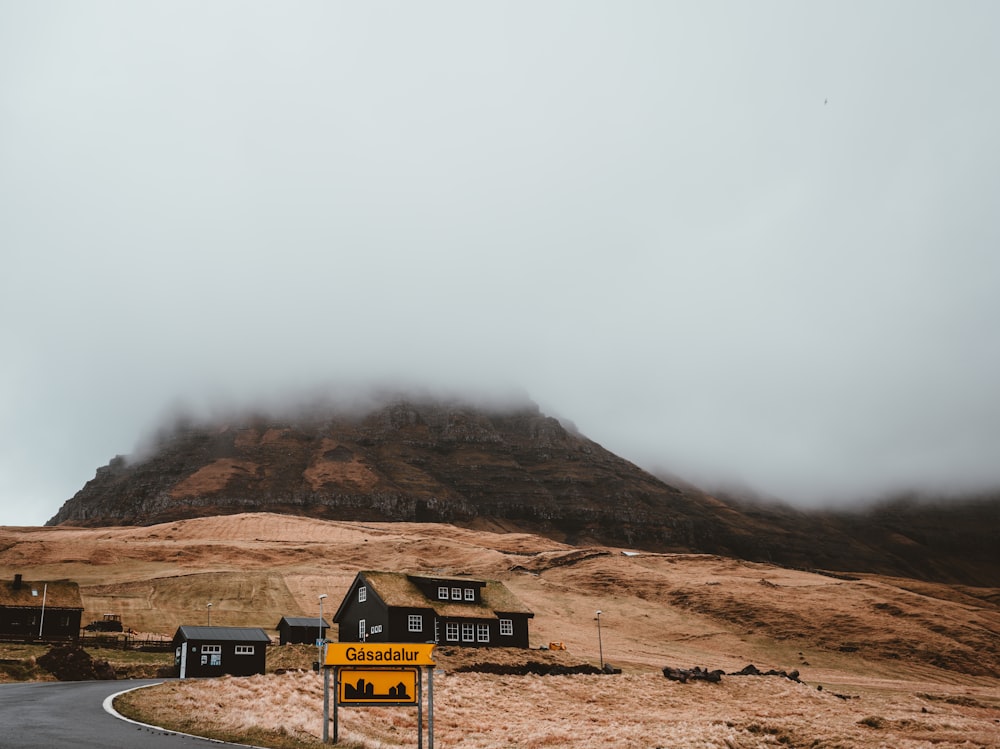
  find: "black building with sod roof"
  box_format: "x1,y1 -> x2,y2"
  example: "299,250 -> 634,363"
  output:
0,574 -> 83,642
173,625 -> 271,679
333,571 -> 533,648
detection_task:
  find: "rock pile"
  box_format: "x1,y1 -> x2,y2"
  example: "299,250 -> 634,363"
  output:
37,645 -> 116,681
662,666 -> 724,683
662,664 -> 802,684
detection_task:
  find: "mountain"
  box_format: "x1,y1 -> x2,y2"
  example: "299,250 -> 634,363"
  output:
46,394 -> 1000,586
47,395 -> 731,549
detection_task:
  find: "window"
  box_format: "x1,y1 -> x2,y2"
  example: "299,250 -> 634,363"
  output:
464,588 -> 475,601
359,619 -> 366,640
408,614 -> 422,633
438,586 -> 449,600
500,619 -> 513,636
477,624 -> 490,643
451,587 -> 462,600
201,644 -> 221,667
235,645 -> 255,655
461,623 -> 474,642
446,622 -> 459,641
358,586 -> 367,603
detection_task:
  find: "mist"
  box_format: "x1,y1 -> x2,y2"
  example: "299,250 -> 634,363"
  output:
3,2 -> 1000,525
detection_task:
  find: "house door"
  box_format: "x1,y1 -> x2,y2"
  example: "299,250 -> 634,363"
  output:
179,645 -> 187,679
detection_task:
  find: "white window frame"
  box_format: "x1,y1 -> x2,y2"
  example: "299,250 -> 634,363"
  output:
358,586 -> 367,603
461,623 -> 475,642
500,618 -> 513,636
235,645 -> 255,655
464,588 -> 475,601
445,622 -> 459,642
359,619 -> 366,641
451,587 -> 462,600
408,614 -> 422,633
477,624 -> 490,642
438,586 -> 449,600
201,644 -> 221,654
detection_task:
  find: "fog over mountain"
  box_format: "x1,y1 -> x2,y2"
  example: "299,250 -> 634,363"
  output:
3,2 -> 1000,526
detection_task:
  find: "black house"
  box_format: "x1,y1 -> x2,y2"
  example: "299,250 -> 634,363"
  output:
172,625 -> 271,679
276,616 -> 330,645
333,571 -> 534,648
0,574 -> 83,642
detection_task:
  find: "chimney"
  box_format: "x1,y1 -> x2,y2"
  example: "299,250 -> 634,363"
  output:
13,574 -> 22,590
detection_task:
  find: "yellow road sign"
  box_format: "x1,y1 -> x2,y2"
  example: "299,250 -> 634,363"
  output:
338,668 -> 419,705
325,642 -> 436,667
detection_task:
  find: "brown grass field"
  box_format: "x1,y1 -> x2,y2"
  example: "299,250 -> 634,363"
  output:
3,512 -> 999,747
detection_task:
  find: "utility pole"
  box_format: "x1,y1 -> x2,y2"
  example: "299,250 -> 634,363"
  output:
38,584 -> 48,638
595,610 -> 604,670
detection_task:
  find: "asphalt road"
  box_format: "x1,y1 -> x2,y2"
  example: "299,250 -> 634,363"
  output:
0,679 -> 244,748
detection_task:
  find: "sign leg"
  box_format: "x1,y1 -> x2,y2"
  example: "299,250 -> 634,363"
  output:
417,667 -> 423,749
427,666 -> 434,749
333,667 -> 339,744
322,666 -> 330,743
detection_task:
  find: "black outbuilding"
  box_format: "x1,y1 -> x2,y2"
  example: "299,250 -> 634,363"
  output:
172,625 -> 271,679
276,616 -> 330,645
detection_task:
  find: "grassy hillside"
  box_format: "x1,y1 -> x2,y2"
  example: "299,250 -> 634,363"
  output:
3,513 -> 1000,747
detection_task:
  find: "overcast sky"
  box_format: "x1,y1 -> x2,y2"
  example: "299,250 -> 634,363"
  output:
3,2 -> 999,526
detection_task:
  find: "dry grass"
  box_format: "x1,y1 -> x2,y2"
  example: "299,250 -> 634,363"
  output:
3,513 -> 1000,746
117,668 -> 1000,748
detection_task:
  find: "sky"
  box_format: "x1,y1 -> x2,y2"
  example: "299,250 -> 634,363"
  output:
3,2 -> 999,526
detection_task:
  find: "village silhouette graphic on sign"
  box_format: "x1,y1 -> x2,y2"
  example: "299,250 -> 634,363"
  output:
337,668 -> 419,705
344,677 -> 410,700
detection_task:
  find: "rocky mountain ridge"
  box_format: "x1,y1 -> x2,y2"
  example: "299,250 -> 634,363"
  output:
46,395 -> 1000,586
48,397 -> 720,547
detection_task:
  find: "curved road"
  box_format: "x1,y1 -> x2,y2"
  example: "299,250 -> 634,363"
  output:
0,680 -> 246,748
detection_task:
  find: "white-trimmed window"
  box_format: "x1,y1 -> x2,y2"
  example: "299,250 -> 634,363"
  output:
235,645 -> 255,655
359,619 -> 366,640
408,614 -> 422,633
358,586 -> 367,603
438,586 -> 449,600
464,588 -> 475,601
451,587 -> 462,600
500,619 -> 513,636
461,623 -> 474,642
446,622 -> 459,641
477,624 -> 489,643
201,644 -> 221,666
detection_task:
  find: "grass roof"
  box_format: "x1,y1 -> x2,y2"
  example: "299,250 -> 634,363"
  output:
0,578 -> 83,609
360,571 -> 533,617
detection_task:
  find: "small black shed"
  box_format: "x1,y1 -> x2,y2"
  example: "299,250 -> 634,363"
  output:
173,625 -> 271,679
276,616 -> 330,646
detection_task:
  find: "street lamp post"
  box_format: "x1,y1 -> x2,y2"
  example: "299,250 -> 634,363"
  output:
595,610 -> 604,670
207,602 -> 212,626
318,594 -> 328,659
